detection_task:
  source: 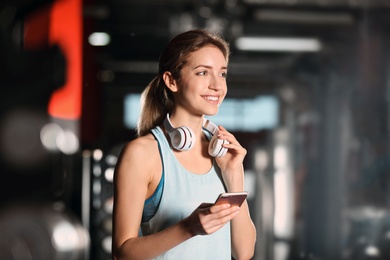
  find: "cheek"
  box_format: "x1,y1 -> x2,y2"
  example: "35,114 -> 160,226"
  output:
219,92 -> 227,104
222,83 -> 227,95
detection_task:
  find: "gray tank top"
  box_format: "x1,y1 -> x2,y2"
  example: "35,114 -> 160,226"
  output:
141,126 -> 231,259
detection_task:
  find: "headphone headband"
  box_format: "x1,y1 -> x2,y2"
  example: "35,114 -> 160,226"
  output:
202,118 -> 218,136
163,113 -> 176,133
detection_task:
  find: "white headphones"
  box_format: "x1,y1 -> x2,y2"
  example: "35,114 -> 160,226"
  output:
163,114 -> 229,157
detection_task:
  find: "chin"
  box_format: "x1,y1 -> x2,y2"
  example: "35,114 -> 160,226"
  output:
204,110 -> 219,117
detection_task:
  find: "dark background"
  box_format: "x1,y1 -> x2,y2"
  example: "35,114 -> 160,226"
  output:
1,0 -> 390,259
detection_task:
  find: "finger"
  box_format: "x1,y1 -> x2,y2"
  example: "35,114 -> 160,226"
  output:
201,204 -> 234,216
210,205 -> 240,217
217,131 -> 239,145
202,209 -> 240,234
208,203 -> 231,214
218,125 -> 228,132
220,142 -> 247,156
208,209 -> 240,228
216,126 -> 234,139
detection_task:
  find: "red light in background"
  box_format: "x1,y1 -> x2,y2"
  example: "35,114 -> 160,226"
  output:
48,0 -> 82,120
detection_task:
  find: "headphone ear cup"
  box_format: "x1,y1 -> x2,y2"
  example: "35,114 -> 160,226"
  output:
170,126 -> 195,151
208,134 -> 228,157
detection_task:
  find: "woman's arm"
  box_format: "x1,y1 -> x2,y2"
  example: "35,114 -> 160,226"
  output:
229,173 -> 257,260
112,136 -> 190,259
112,135 -> 241,260
215,127 -> 257,260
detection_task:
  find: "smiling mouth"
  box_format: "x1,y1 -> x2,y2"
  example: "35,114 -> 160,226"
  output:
202,96 -> 219,101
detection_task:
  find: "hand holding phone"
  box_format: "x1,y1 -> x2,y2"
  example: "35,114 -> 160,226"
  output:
214,192 -> 248,207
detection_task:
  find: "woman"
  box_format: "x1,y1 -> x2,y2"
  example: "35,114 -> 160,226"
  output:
112,29 -> 256,260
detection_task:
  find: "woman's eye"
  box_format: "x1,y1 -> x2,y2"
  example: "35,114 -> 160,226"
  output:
220,72 -> 228,78
197,71 -> 207,76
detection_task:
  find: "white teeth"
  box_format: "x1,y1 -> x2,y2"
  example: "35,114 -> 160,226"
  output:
204,96 -> 218,101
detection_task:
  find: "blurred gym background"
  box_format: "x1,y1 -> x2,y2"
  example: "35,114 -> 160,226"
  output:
0,0 -> 390,259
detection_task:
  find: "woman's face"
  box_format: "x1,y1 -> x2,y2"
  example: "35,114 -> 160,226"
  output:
174,45 -> 228,116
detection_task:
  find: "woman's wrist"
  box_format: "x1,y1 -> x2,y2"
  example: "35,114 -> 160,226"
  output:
223,176 -> 245,193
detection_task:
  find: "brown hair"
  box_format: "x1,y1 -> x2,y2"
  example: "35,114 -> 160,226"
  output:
136,29 -> 230,136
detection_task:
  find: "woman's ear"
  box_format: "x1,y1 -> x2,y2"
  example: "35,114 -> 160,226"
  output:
162,71 -> 178,92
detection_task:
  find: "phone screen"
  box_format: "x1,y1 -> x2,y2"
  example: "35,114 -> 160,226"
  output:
214,192 -> 248,207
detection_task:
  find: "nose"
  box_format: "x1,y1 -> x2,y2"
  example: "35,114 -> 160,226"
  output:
209,74 -> 224,91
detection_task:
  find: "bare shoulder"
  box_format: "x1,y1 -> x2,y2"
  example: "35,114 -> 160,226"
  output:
119,134 -> 159,165
115,133 -> 160,181
121,134 -> 158,157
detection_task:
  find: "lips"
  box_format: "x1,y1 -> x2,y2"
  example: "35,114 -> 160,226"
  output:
202,95 -> 219,102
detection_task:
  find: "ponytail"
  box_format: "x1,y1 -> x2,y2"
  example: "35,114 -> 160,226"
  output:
136,75 -> 174,136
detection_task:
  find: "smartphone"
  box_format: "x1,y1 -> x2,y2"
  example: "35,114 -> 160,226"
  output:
214,192 -> 248,207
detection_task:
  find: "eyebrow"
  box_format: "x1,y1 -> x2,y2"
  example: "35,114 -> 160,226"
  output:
193,65 -> 227,70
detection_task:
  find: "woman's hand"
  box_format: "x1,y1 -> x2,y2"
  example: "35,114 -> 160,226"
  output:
183,202 -> 240,236
214,126 -> 247,191
215,126 -> 246,171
